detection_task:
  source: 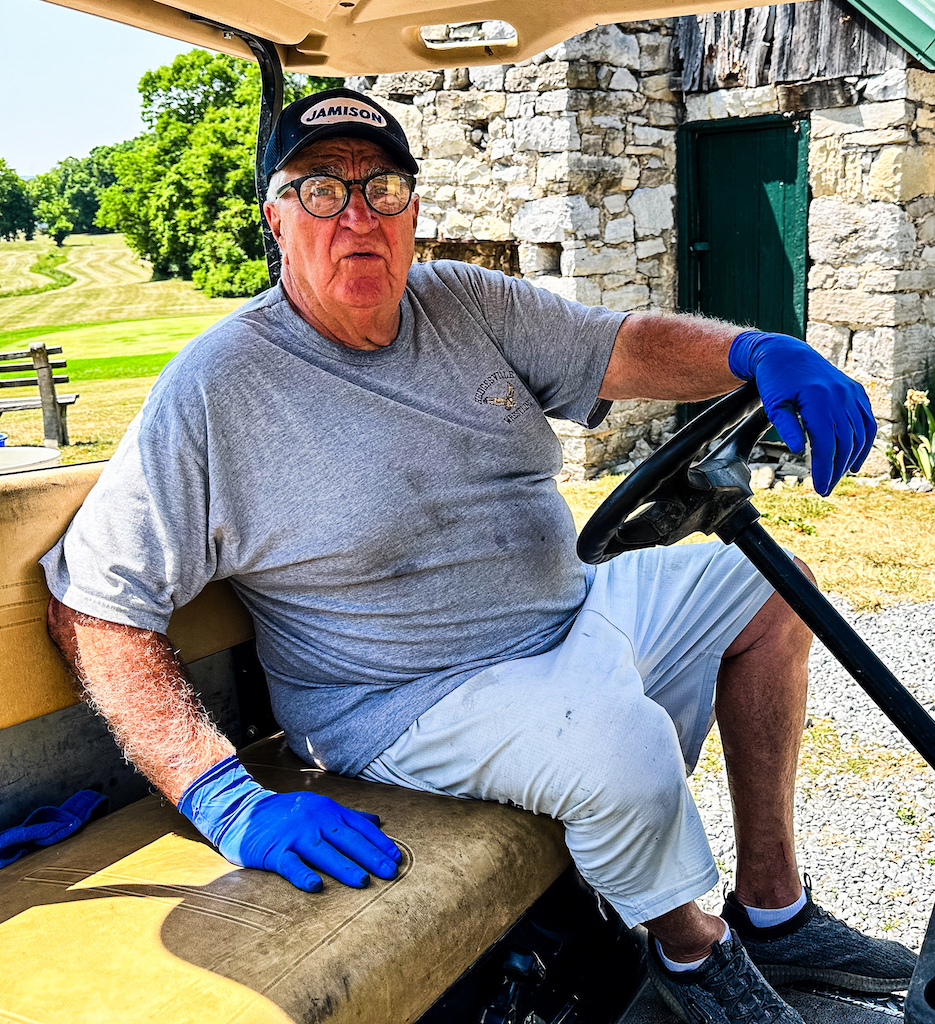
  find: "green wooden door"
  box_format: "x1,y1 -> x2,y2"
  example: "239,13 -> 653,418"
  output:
678,114 -> 808,333
676,115 -> 809,424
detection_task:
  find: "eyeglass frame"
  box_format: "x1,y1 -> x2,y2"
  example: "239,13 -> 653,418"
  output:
273,170 -> 418,219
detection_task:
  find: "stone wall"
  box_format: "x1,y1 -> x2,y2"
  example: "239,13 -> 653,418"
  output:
348,22 -> 682,479
351,16 -> 935,479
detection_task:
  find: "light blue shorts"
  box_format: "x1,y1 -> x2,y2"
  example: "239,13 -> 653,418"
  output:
361,540 -> 775,925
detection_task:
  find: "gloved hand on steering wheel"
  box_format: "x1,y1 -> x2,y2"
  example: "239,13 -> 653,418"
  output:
729,330 -> 876,496
177,754 -> 402,891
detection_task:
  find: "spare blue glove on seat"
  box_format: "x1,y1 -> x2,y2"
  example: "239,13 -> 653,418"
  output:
177,754 -> 402,892
0,790 -> 108,869
728,330 -> 876,496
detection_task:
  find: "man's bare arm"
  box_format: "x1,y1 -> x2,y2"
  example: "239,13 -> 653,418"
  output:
599,312 -> 742,402
47,596 -> 234,804
598,312 -> 877,497
47,596 -> 403,890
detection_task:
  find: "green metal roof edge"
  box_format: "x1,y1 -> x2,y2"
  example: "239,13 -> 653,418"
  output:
847,0 -> 935,71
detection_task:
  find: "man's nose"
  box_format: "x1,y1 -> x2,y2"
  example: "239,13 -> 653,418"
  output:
339,185 -> 378,229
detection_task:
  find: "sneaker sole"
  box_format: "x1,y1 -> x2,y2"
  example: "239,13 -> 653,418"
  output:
651,981 -> 693,1022
757,964 -> 912,994
647,962 -> 692,1022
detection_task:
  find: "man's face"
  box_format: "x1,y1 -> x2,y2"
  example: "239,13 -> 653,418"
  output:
264,137 -> 419,338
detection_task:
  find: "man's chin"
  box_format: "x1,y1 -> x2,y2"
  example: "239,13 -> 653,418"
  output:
336,277 -> 398,309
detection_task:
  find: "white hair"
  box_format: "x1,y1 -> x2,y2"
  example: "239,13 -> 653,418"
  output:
265,168 -> 290,204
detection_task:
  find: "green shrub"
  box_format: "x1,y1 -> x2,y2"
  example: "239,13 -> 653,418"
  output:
193,259 -> 269,298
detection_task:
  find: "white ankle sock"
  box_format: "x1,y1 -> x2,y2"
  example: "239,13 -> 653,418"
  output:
742,886 -> 807,928
657,919 -> 731,972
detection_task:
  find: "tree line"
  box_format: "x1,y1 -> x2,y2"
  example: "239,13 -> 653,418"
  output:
1,52 -> 339,298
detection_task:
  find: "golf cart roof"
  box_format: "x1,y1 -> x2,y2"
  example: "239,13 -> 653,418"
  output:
41,0 -> 772,76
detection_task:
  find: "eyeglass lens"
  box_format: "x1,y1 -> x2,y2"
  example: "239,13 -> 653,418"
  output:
297,173 -> 413,217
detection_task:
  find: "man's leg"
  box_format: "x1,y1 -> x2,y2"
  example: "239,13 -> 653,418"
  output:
645,902 -> 726,961
710,557 -> 916,994
637,574 -> 808,960
638,545 -> 810,960
625,553 -> 811,959
359,540 -> 810,1024
715,557 -> 812,910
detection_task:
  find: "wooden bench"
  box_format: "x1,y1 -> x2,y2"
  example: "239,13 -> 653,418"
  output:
0,342 -> 79,447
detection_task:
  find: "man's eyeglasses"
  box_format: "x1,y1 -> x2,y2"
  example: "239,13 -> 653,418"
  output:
274,171 -> 416,218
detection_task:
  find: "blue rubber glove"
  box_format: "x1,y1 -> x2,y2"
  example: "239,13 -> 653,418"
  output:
728,330 -> 876,496
177,754 -> 401,892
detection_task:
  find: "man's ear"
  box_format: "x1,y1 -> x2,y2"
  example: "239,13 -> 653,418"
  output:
264,201 -> 284,250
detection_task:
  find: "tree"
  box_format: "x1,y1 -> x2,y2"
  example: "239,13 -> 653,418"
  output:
97,51 -> 340,295
24,144 -> 126,244
0,159 -> 35,241
27,175 -> 74,246
50,146 -> 127,234
139,51 -> 248,126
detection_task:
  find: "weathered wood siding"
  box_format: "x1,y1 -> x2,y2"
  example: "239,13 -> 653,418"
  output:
676,0 -> 906,92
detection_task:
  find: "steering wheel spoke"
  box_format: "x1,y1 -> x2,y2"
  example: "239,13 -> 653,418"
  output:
577,382 -> 769,564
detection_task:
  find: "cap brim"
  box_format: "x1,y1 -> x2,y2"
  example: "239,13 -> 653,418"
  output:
274,122 -> 418,176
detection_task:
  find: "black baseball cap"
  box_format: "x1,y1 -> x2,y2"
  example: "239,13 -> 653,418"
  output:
264,87 -> 418,178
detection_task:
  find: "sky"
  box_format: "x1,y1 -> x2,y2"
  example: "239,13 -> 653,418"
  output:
1,0 -> 195,177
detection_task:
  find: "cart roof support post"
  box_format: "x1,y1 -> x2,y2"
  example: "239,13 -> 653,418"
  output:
190,17 -> 285,285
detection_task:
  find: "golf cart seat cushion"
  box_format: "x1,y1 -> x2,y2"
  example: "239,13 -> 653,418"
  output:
0,733 -> 570,1024
1,462 -> 255,730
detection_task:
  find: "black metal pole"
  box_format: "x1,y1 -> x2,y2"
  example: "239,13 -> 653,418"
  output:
725,517 -> 935,771
188,17 -> 284,285
239,33 -> 284,286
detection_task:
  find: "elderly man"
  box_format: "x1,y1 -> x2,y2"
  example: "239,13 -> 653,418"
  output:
43,87 -> 914,1024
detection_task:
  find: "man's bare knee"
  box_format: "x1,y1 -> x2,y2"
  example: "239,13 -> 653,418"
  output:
792,554 -> 816,587
724,558 -> 813,660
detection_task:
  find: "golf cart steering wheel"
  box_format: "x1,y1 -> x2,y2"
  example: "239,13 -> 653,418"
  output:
577,381 -> 771,564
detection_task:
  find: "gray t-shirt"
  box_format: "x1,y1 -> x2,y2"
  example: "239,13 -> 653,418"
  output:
42,260 -> 623,775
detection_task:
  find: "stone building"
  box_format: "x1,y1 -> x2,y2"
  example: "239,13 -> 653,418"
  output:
348,1 -> 935,478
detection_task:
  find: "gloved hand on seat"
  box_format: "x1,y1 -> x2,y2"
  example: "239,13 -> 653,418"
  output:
177,754 -> 402,891
728,330 -> 876,496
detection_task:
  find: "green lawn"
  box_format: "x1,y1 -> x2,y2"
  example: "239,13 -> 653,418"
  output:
0,314 -> 228,381
0,233 -> 242,458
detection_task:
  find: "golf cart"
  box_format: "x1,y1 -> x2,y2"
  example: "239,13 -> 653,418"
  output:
2,2 -> 935,1022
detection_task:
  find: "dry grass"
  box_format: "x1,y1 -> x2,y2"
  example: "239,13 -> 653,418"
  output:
0,235 -> 241,332
0,240 -> 48,292
756,483 -> 935,610
0,376 -> 156,463
796,717 -> 929,781
559,474 -> 935,608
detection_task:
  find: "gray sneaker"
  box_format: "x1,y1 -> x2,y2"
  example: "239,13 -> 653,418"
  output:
649,929 -> 805,1024
721,885 -> 917,993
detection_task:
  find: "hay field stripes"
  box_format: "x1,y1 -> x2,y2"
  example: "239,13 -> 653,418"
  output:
0,248 -> 49,292
0,235 -> 243,331
0,236 -> 242,329
0,280 -> 242,333
62,239 -> 152,289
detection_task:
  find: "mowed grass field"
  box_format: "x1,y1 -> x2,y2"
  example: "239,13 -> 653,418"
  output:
0,234 -> 242,461
1,231 -> 933,611
0,234 -> 242,330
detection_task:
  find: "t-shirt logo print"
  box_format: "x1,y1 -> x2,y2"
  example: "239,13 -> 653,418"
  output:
474,370 -> 517,411
484,380 -> 515,410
